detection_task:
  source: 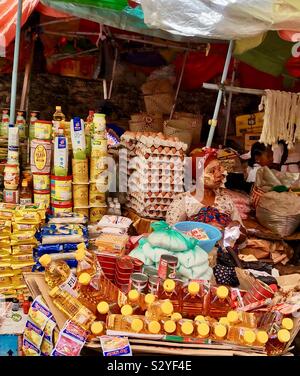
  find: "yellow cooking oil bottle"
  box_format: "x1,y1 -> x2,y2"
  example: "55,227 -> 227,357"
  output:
106,314 -> 145,334
227,326 -> 257,346
49,286 -> 95,330
182,281 -> 206,318
145,299 -> 174,321
266,329 -> 291,355
77,272 -> 106,314
125,290 -> 156,314
39,253 -> 78,296
196,321 -> 211,339
208,286 -> 232,319
75,243 -> 98,277
158,279 -> 181,313
176,319 -> 195,337
227,310 -> 257,329
162,319 -> 177,335
88,321 -> 106,341
171,312 -> 183,322
145,319 -> 162,335
212,322 -> 228,341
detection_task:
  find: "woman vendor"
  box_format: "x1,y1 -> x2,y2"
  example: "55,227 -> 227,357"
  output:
166,147 -> 242,229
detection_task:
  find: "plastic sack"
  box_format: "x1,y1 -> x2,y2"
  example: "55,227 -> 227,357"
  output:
148,221 -> 197,252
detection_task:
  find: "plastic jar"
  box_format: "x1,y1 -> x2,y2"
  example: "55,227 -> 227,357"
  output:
51,175 -> 72,202
4,164 -> 20,190
33,173 -> 50,191
30,139 -> 52,173
34,190 -> 50,208
52,202 -> 73,215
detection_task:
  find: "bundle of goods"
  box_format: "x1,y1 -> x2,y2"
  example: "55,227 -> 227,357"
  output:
33,212 -> 88,272
224,189 -> 251,220
141,78 -> 174,115
130,221 -> 213,281
122,132 -> 187,220
259,90 -> 300,148
129,113 -> 163,133
0,204 -> 46,299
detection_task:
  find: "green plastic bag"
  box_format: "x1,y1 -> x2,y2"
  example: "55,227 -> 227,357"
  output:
148,221 -> 197,252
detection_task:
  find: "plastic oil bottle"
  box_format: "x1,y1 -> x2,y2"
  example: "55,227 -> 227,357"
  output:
253,330 -> 269,347
126,290 -> 156,314
53,106 -> 66,137
227,310 -> 257,329
171,312 -> 183,323
75,243 -> 98,277
177,319 -> 195,337
182,281 -> 206,318
196,321 -> 211,339
227,326 -> 257,346
77,272 -> 105,314
145,300 -> 174,321
39,253 -> 78,297
158,279 -> 181,313
212,322 -> 228,341
49,286 -> 95,330
265,329 -> 291,355
145,319 -> 162,335
162,319 -> 177,335
107,315 -> 145,334
208,286 -> 232,319
88,321 -> 106,342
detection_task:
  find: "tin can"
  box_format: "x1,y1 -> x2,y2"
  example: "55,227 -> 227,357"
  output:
148,275 -> 159,295
73,183 -> 89,207
51,175 -> 72,201
30,139 -> 52,173
33,173 -> 50,191
158,255 -> 178,280
3,189 -> 19,204
34,190 -> 50,208
72,159 -> 89,183
52,202 -> 73,215
4,164 -> 20,190
143,266 -> 158,277
129,272 -> 148,293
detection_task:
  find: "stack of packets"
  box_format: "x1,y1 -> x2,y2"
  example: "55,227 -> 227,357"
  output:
33,212 -> 88,271
93,216 -> 131,255
0,204 -> 46,298
22,296 -> 57,356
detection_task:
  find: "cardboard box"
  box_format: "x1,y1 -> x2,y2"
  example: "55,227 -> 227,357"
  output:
236,112 -> 264,136
244,133 -> 261,151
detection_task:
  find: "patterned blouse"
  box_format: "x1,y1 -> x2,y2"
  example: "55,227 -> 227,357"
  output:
166,189 -> 242,226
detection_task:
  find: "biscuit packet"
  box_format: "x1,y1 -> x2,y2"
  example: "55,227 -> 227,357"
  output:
44,316 -> 57,343
13,210 -> 41,225
28,295 -> 53,330
10,231 -> 38,246
23,320 -> 44,349
12,244 -> 36,255
22,338 -> 40,356
12,223 -> 38,232
51,320 -> 88,356
41,338 -> 54,356
0,220 -> 11,235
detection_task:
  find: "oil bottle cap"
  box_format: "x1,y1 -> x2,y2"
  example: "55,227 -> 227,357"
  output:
97,301 -> 109,315
49,286 -> 59,297
188,281 -> 200,295
148,321 -> 161,334
216,286 -> 229,299
131,319 -> 143,333
128,290 -> 140,302
39,254 -> 51,267
78,273 -> 91,285
219,317 -> 229,326
278,329 -> 290,343
194,315 -> 205,323
256,331 -> 269,345
75,248 -> 86,261
164,320 -> 176,334
161,301 -> 174,315
181,321 -> 194,335
121,304 -> 133,316
163,279 -> 176,292
144,293 -> 156,305
282,318 -> 294,331
243,330 -> 256,344
227,311 -> 239,324
214,324 -> 227,338
77,243 -> 86,251
91,321 -> 104,335
171,312 -> 182,321
197,323 -> 210,337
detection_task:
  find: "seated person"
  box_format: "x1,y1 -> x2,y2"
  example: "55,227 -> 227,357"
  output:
166,148 -> 242,229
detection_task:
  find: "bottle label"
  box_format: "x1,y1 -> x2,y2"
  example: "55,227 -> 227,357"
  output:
20,198 -> 32,205
59,273 -> 78,297
34,145 -> 47,170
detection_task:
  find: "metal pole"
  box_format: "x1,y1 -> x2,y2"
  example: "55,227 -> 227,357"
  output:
223,61 -> 236,145
108,48 -> 118,100
169,50 -> 188,120
206,40 -> 234,147
9,0 -> 23,126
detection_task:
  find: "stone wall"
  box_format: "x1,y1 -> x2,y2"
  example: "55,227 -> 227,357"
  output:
0,65 -> 259,144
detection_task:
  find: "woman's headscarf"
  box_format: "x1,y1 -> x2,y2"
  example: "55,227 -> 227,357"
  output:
190,147 -> 218,179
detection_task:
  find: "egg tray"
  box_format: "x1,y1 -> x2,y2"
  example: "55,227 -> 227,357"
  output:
129,196 -> 172,211
128,157 -> 185,171
135,147 -> 184,158
128,180 -> 184,192
135,149 -> 185,162
129,171 -> 184,185
136,133 -> 188,151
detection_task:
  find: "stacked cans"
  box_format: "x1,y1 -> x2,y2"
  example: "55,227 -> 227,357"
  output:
51,175 -> 73,215
72,158 -> 89,218
30,116 -> 52,209
89,113 -> 108,222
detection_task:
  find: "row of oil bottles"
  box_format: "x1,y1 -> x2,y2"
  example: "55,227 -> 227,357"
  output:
38,244 -> 294,355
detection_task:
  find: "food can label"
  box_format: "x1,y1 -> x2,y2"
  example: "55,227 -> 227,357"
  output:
158,257 -> 177,280
34,145 -> 47,170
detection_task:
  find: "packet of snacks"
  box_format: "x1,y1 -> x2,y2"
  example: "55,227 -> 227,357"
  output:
41,317 -> 57,356
51,320 -> 88,356
28,295 -> 53,330
13,210 -> 41,225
